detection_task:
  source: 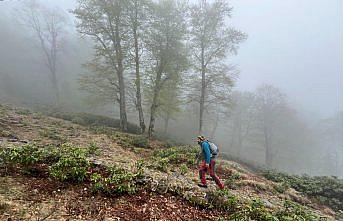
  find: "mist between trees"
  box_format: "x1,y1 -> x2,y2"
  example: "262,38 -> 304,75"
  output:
0,0 -> 341,178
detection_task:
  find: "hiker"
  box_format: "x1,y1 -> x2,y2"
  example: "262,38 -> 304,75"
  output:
197,135 -> 224,189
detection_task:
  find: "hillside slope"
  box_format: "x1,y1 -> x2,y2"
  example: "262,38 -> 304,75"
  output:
0,104 -> 337,220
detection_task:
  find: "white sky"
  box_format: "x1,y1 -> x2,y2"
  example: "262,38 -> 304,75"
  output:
230,0 -> 343,117
2,0 -> 343,117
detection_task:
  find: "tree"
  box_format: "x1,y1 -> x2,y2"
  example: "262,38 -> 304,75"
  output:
319,112 -> 343,176
158,76 -> 183,135
145,0 -> 188,138
255,85 -> 288,168
18,0 -> 68,106
226,91 -> 257,157
126,0 -> 152,133
189,0 -> 246,134
73,0 -> 129,131
79,56 -> 119,106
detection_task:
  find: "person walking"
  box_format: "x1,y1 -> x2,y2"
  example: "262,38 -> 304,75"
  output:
197,135 -> 224,189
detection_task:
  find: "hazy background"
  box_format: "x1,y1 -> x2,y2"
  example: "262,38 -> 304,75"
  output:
3,0 -> 342,117
0,0 -> 342,177
230,0 -> 343,118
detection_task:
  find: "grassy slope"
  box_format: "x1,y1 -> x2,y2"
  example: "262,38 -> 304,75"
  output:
0,104 -> 337,221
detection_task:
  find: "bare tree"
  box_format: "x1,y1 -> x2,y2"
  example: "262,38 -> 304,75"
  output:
126,0 -> 152,133
255,85 -> 288,167
18,0 -> 68,106
73,0 -> 129,131
145,0 -> 188,138
226,91 -> 257,157
189,0 -> 246,134
319,112 -> 343,176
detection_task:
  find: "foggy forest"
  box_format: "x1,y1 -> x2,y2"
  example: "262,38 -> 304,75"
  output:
0,0 -> 342,220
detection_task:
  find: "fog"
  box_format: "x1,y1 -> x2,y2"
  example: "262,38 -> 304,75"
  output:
230,0 -> 343,118
0,0 -> 342,178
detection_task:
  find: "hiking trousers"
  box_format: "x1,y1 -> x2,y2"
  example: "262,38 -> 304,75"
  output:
199,159 -> 224,189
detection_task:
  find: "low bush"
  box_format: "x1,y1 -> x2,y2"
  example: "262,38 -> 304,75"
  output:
0,143 -> 91,182
47,111 -> 141,134
15,109 -> 32,116
274,200 -> 320,221
263,170 -> 343,213
0,144 -> 62,169
230,198 -> 275,221
132,136 -> 149,148
111,133 -> 149,149
90,161 -> 144,195
49,147 -> 90,182
0,143 -> 146,194
179,164 -> 188,175
151,146 -> 198,171
39,128 -> 64,141
274,182 -> 290,194
88,142 -> 100,155
207,189 -> 239,212
225,172 -> 241,189
228,198 -> 323,221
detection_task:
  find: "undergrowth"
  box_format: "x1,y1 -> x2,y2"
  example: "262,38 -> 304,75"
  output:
45,111 -> 141,134
263,170 -> 343,214
150,146 -> 198,172
0,144 -> 144,195
0,143 -> 334,220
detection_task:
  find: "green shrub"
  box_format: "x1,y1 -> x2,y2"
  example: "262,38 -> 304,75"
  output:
90,173 -> 105,193
225,172 -> 241,189
89,126 -> 118,135
179,164 -> 188,175
207,189 -> 239,211
47,111 -> 141,134
0,144 -> 46,167
88,142 -> 100,155
274,182 -> 290,194
229,198 -> 277,221
71,116 -> 86,125
274,200 -> 322,221
15,109 -> 32,116
49,147 -> 90,182
0,144 -> 62,177
132,136 -> 149,148
263,170 -> 343,213
111,133 -> 135,148
39,128 -> 64,141
150,146 -> 198,172
153,158 -> 169,172
90,164 -> 143,195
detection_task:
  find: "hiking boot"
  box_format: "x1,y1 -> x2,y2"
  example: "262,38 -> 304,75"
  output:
198,183 -> 208,188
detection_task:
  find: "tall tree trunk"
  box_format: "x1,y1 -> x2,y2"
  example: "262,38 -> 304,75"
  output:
148,100 -> 157,138
164,114 -> 170,135
199,45 -> 206,134
133,9 -> 145,134
263,107 -> 272,167
115,16 -> 128,131
148,68 -> 163,138
209,111 -> 219,140
51,70 -> 60,106
264,125 -> 272,167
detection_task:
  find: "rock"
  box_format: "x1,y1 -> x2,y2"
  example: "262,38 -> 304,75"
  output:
262,199 -> 274,209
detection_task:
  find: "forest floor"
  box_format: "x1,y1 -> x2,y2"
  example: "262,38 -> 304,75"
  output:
0,104 -> 337,221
